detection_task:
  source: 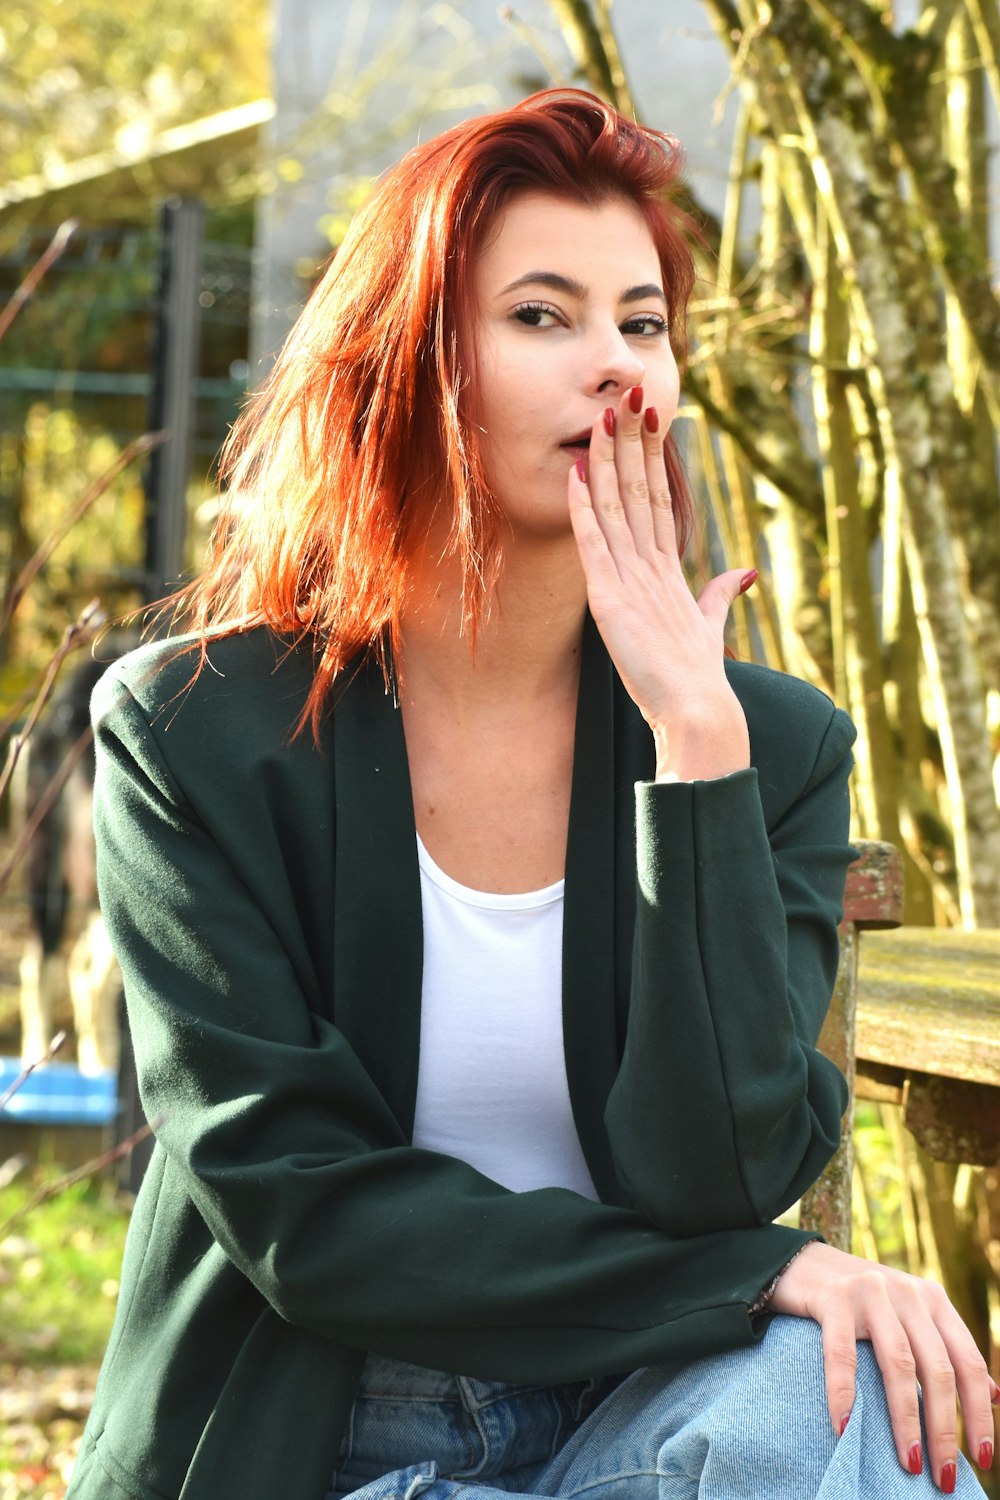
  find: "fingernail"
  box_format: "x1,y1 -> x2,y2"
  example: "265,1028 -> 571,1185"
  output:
739,569 -> 759,595
991,1378 -> 1000,1405
979,1439 -> 993,1470
838,1413 -> 850,1437
574,458 -> 588,483
941,1460 -> 957,1493
907,1443 -> 923,1476
628,385 -> 644,414
644,406 -> 659,434
603,407 -> 616,437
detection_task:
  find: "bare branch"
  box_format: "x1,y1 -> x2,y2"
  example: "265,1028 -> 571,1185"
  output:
0,1032 -> 67,1112
0,219 -> 79,344
806,0 -> 1000,419
498,6 -> 572,84
0,600 -> 104,808
0,430 -> 164,639
543,0 -> 633,112
683,367 -> 825,517
965,0 -> 1000,119
0,723 -> 95,897
920,0 -> 966,48
0,1118 -> 163,1237
0,660 -> 76,747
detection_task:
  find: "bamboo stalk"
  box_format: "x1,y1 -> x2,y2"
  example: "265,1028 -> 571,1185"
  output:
811,211 -> 904,842
691,413 -> 753,659
965,0 -> 1000,148
722,0 -> 1000,924
886,1104 -> 925,1276
852,1155 -> 881,1263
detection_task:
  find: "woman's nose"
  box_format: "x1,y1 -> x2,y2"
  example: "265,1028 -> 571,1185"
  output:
588,326 -> 645,396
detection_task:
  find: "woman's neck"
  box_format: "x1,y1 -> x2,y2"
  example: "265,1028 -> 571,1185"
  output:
397,528 -> 587,714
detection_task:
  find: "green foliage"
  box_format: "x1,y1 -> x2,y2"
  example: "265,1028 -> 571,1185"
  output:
0,232 -> 157,379
0,0 -> 270,183
0,1165 -> 130,1367
0,404 -> 149,714
853,1101 -> 908,1266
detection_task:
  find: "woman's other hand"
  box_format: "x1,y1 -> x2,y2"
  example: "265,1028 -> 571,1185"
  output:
567,384 -> 753,782
769,1240 -> 997,1492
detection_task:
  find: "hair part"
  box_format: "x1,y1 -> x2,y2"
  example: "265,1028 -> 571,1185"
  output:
174,89 -> 701,739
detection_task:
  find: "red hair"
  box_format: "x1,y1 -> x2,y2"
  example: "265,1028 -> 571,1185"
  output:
180,89 -> 700,737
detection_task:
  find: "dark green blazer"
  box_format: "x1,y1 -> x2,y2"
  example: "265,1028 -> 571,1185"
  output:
68,618 -> 856,1500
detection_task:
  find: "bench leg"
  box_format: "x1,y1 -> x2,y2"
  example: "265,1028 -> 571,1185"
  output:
800,925 -> 858,1251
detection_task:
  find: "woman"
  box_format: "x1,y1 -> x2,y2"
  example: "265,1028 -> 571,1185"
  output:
68,91 -> 994,1500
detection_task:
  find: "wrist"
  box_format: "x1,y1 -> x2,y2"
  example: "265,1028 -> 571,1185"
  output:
650,700 -> 750,783
749,1244 -> 811,1318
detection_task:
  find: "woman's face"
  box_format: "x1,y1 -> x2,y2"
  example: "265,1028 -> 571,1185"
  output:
466,191 -> 680,539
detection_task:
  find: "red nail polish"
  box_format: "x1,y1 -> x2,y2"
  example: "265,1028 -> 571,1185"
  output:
907,1443 -> 922,1476
941,1460 -> 957,1493
603,408 -> 616,437
739,569 -> 759,595
991,1380 -> 1000,1405
574,458 -> 588,483
979,1440 -> 993,1470
838,1413 -> 850,1437
628,385 -> 644,414
644,406 -> 659,434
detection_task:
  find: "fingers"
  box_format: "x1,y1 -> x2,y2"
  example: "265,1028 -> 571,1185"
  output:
863,1282 -> 931,1477
576,386 -> 757,613
819,1301 -> 858,1441
584,385 -> 677,566
695,569 -> 758,630
567,383 -> 756,748
776,1247 -> 994,1492
935,1286 -> 996,1481
882,1275 -> 997,1490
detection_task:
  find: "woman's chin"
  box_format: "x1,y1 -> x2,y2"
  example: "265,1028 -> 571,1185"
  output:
499,507 -> 578,547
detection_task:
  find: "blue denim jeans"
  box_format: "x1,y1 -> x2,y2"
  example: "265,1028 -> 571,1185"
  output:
326,1316 -> 987,1499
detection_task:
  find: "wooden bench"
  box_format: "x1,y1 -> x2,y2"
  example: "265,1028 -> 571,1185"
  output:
856,929 -> 1000,1166
799,841 -> 1000,1250
799,840 -> 904,1249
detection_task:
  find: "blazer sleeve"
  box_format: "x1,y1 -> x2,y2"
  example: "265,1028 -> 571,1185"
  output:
91,669 -> 823,1383
604,691 -> 856,1237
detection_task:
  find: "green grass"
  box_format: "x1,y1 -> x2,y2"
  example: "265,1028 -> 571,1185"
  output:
0,1167 -> 131,1368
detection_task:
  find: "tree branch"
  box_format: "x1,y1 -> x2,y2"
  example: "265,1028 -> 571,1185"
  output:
684,367 -> 825,517
0,219 -> 78,344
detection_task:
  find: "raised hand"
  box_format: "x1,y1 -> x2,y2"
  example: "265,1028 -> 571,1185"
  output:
769,1241 -> 997,1492
567,384 -> 753,783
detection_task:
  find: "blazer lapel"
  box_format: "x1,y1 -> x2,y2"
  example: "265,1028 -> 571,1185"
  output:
330,624 -> 655,1195
563,618 -> 627,1204
332,657 -> 424,1137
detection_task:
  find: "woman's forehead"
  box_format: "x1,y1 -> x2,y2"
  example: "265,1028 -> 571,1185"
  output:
474,192 -> 662,296
476,192 -> 665,282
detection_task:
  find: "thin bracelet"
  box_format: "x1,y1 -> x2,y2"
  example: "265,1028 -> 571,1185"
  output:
749,1246 -> 808,1317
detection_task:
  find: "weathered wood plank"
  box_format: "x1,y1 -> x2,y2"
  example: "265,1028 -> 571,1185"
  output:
904,1074 -> 1000,1165
856,928 -> 1000,1086
843,841 -> 905,928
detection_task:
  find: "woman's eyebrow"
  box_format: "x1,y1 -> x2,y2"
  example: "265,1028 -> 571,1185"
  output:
621,282 -> 667,306
498,272 -> 667,304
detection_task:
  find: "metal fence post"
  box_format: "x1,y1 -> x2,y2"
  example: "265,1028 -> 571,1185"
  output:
143,197 -> 205,600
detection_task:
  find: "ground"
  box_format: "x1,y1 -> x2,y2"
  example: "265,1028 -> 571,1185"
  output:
0,841 -> 130,1500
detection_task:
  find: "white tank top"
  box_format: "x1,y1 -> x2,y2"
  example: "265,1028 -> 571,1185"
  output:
410,835 -> 599,1201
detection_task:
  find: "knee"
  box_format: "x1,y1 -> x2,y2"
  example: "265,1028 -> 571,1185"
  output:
727,1315 -> 833,1444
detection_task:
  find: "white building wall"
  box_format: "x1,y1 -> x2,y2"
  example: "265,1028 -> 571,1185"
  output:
252,0 -> 737,365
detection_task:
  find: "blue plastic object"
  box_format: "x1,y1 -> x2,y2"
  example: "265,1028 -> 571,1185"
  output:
0,1057 -> 118,1126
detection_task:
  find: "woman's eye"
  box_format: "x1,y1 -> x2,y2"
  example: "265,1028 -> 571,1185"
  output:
621,314 -> 669,337
513,302 -> 561,328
